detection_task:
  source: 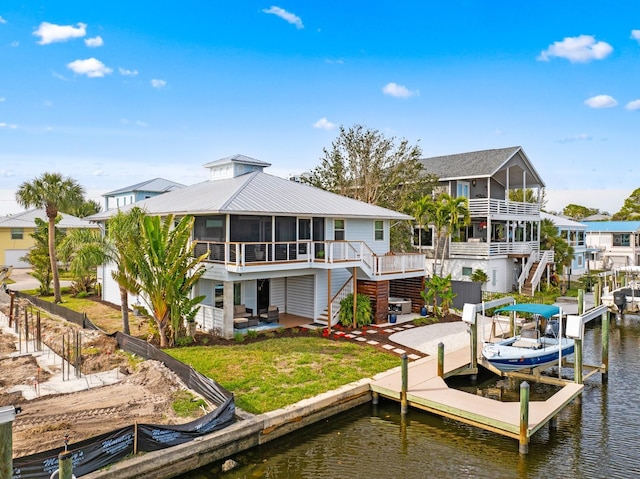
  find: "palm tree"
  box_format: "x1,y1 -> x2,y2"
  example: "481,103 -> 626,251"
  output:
124,214 -> 207,347
411,196 -> 435,250
436,194 -> 471,275
105,207 -> 146,335
540,218 -> 574,271
16,173 -> 85,302
58,228 -> 107,295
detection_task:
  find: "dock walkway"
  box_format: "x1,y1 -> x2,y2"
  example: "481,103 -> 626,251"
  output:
370,343 -> 583,442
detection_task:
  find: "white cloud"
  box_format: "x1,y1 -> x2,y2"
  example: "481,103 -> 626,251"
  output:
262,6 -> 304,29
584,94 -> 617,109
84,36 -> 103,47
0,123 -> 17,129
313,117 -> 337,130
150,79 -> 166,89
0,97 -> 5,102
10,41 -> 19,47
66,58 -> 113,78
538,35 -> 613,63
92,169 -> 107,177
121,118 -> 148,127
0,16 -> 6,24
559,133 -> 592,143
33,22 -> 86,45
382,82 -> 418,98
631,30 -> 640,43
119,67 -> 139,76
325,59 -> 344,64
626,99 -> 640,111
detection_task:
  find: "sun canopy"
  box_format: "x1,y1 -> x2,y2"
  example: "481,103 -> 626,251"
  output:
494,303 -> 560,319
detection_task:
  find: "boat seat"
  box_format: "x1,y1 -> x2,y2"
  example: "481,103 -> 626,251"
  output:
511,339 -> 542,349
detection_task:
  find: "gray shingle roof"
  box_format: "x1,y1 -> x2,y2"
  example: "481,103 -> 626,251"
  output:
419,146 -> 545,188
0,209 -> 99,228
89,172 -> 412,221
103,178 -> 186,196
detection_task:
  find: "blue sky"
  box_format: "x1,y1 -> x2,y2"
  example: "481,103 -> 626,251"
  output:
1,1 -> 640,215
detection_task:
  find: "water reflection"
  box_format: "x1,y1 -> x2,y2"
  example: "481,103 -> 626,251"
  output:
182,316 -> 640,479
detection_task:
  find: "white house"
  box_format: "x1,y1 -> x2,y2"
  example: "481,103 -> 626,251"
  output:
582,221 -> 640,270
103,178 -> 186,210
90,155 -> 427,338
541,212 -> 588,276
418,146 -> 549,295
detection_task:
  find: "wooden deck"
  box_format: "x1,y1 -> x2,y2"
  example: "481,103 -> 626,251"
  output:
370,344 -> 583,442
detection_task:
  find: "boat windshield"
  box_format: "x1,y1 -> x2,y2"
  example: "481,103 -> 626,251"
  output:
494,303 -> 560,319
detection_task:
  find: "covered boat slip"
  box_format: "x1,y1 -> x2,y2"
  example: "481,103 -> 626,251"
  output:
370,344 -> 583,447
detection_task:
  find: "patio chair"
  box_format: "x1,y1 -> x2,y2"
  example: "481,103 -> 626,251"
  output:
260,305 -> 279,323
233,304 -> 253,319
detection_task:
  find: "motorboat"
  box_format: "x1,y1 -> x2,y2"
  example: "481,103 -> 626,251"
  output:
482,303 -> 574,373
601,266 -> 640,313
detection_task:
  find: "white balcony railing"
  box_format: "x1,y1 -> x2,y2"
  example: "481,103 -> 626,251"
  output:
467,198 -> 540,217
449,240 -> 538,257
193,240 -> 426,277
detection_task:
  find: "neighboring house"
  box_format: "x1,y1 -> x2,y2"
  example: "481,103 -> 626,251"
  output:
0,209 -> 99,268
541,212 -> 588,276
418,146 -> 549,294
103,178 -> 186,210
582,221 -> 640,270
90,154 -> 427,339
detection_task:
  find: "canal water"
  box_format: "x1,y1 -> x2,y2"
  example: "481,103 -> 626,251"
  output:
182,316 -> 640,479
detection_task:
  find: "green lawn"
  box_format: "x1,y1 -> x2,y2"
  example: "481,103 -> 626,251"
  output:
167,336 -> 400,414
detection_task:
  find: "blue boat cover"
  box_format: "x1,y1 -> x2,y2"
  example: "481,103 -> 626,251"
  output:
494,303 -> 560,319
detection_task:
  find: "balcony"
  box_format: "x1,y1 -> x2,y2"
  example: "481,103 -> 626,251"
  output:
467,198 -> 540,218
193,240 -> 426,277
449,240 -> 538,257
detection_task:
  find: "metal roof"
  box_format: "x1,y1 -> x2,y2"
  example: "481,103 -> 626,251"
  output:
541,212 -> 587,229
582,221 -> 640,233
103,178 -> 186,196
419,146 -> 545,188
202,154 -> 271,169
0,209 -> 99,228
89,171 -> 412,221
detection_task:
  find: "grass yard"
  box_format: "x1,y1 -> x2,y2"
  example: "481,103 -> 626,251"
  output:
167,336 -> 401,414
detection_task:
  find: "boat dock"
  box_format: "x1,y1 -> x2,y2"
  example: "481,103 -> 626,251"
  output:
370,340 -> 584,452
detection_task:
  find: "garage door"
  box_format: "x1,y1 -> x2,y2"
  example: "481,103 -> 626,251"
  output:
4,249 -> 30,268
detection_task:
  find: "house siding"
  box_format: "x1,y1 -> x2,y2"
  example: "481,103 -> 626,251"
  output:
345,218 -> 389,255
286,275 -> 315,319
271,277 -> 286,311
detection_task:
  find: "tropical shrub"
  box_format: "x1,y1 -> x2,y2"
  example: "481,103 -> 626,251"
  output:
339,293 -> 373,328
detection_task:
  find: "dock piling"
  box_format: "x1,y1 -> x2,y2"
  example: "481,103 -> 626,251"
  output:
602,311 -> 610,384
400,354 -> 408,414
519,381 -> 530,454
437,342 -> 444,378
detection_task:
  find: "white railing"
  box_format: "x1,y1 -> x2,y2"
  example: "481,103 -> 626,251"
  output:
194,304 -> 224,333
530,250 -> 554,292
467,198 -> 540,217
449,241 -> 537,257
517,250 -> 538,293
194,239 -> 426,277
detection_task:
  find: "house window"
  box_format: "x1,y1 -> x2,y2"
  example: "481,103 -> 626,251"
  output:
577,231 -> 585,246
374,221 -> 384,241
11,228 -> 23,240
457,181 -> 470,199
334,219 -> 345,241
462,266 -> 472,277
577,255 -> 583,267
613,234 -> 630,247
413,226 -> 434,248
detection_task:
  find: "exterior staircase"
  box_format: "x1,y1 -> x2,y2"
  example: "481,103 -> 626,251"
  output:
521,262 -> 540,296
315,276 -> 354,326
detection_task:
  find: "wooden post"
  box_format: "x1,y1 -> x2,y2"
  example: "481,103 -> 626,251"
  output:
372,391 -> 379,405
400,354 -> 408,414
578,289 -> 584,315
595,278 -> 602,307
8,291 -> 14,327
575,338 -> 583,385
602,311 -> 610,384
0,406 -> 17,479
437,342 -> 444,378
509,311 -> 515,337
59,451 -> 73,479
470,313 -> 478,371
519,381 -> 530,454
352,267 -> 357,329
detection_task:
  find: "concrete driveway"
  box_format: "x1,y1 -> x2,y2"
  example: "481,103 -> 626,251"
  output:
5,268 -> 73,292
